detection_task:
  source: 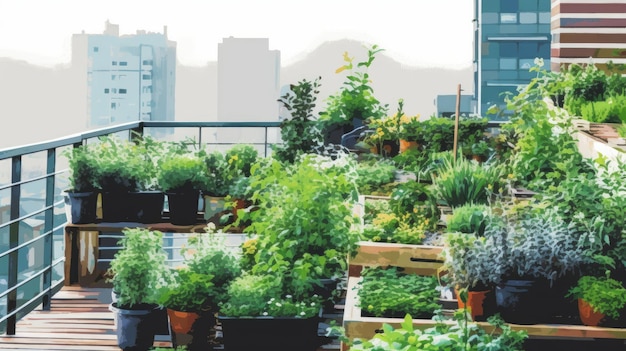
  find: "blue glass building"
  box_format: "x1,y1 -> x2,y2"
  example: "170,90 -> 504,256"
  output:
474,0 -> 552,118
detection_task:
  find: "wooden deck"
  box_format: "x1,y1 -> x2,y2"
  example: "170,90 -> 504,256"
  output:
0,286 -> 173,351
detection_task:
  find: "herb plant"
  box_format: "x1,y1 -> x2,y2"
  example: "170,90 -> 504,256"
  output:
567,274 -> 626,320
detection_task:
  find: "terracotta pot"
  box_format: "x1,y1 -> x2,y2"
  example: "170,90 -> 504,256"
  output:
578,298 -> 605,326
167,309 -> 200,334
399,139 -> 418,153
456,288 -> 491,321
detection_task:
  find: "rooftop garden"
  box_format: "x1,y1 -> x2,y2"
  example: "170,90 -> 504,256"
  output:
64,49 -> 626,350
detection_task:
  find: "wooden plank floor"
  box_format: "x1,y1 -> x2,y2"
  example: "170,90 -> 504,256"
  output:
0,286 -> 173,351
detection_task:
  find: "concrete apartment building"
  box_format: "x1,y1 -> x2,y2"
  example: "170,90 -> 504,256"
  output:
473,0 -> 552,117
71,21 -> 176,128
551,0 -> 626,72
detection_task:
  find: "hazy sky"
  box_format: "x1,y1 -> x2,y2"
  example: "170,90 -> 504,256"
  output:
0,0 -> 474,68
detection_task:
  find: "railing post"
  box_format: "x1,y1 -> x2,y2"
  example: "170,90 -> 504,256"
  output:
6,156 -> 22,335
264,126 -> 269,157
42,148 -> 56,311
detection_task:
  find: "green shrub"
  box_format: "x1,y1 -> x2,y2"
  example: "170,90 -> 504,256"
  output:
567,275 -> 626,320
446,204 -> 488,235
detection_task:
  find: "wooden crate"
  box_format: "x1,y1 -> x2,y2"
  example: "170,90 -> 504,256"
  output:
348,241 -> 444,277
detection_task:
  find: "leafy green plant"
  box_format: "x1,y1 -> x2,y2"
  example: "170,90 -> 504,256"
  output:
64,144 -> 99,192
156,153 -> 207,193
442,232 -> 500,290
362,212 -> 427,245
567,274 -> 626,320
199,150 -> 233,197
389,181 -> 438,228
107,228 -> 170,308
274,77 -> 324,163
618,123 -> 626,138
225,144 -> 258,178
357,266 -> 439,318
347,312 -> 527,351
218,273 -> 321,318
355,157 -> 396,195
433,157 -> 507,208
158,268 -> 215,312
446,204 -> 488,235
320,45 -> 388,129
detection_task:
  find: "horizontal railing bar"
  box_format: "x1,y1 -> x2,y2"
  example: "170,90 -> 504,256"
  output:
0,169 -> 69,192
0,278 -> 65,325
0,202 -> 58,232
0,257 -> 63,299
0,228 -> 53,260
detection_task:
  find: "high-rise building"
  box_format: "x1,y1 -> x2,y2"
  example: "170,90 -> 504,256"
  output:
71,21 -> 176,128
473,0 -> 552,118
551,0 -> 626,72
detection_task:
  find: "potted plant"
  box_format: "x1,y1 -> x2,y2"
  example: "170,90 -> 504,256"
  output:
157,151 -> 207,225
62,144 -> 100,224
93,135 -> 144,222
245,153 -> 360,304
274,77 -> 324,163
319,44 -> 388,147
218,273 -> 324,351
441,231 -> 500,321
160,227 -> 241,349
397,110 -> 423,153
492,207 -> 588,324
127,134 -> 167,223
567,273 -> 626,326
107,228 -> 170,351
198,149 -> 232,221
469,139 -> 492,162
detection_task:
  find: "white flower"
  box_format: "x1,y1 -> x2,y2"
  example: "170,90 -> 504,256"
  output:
300,311 -> 306,316
275,302 -> 282,307
262,312 -> 268,316
551,126 -> 564,137
310,302 -> 316,307
285,294 -> 292,299
534,57 -> 544,67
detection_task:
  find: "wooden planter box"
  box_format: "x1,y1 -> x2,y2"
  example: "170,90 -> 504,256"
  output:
348,241 -> 444,277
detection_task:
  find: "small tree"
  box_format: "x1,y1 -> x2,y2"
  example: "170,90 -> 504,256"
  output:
274,77 -> 324,163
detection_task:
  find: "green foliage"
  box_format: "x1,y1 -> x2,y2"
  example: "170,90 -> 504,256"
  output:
357,267 -> 440,318
107,228 -> 169,307
567,275 -> 626,320
433,158 -> 507,208
363,197 -> 392,224
64,144 -> 99,192
442,232 -> 500,290
158,268 -> 215,312
156,153 -> 207,193
389,181 -> 438,228
181,230 -> 241,307
320,44 -> 388,128
355,157 -> 397,195
446,204 -> 488,235
199,150 -> 233,197
347,312 -> 527,351
618,124 -> 626,138
225,144 -> 258,177
274,77 -> 324,163
219,273 -> 321,318
362,212 -> 427,245
245,153 -> 359,299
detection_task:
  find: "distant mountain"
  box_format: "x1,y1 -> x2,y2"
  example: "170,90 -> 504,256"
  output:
0,39 -> 472,149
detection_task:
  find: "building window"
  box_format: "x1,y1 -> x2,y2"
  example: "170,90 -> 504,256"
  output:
111,75 -> 116,80
500,58 -> 518,70
142,74 -> 151,80
119,89 -> 127,94
519,59 -> 535,70
500,0 -> 519,13
538,12 -> 551,24
104,88 -> 110,94
500,13 -> 517,23
142,60 -> 153,65
499,42 -> 518,57
112,88 -> 117,94
520,12 -> 537,24
119,61 -> 128,66
112,61 -> 117,66
111,102 -> 116,110
93,47 -> 99,53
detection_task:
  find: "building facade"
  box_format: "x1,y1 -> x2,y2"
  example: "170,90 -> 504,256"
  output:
551,0 -> 626,72
473,0 -> 552,118
71,21 -> 176,128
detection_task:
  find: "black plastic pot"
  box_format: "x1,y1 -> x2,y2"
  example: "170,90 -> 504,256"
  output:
166,191 -> 200,225
101,191 -> 132,222
109,302 -> 158,351
496,279 -> 555,324
218,314 -> 324,351
65,191 -> 98,224
128,191 -> 165,223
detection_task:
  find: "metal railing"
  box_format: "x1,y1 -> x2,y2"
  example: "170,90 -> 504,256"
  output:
0,120 -> 281,335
